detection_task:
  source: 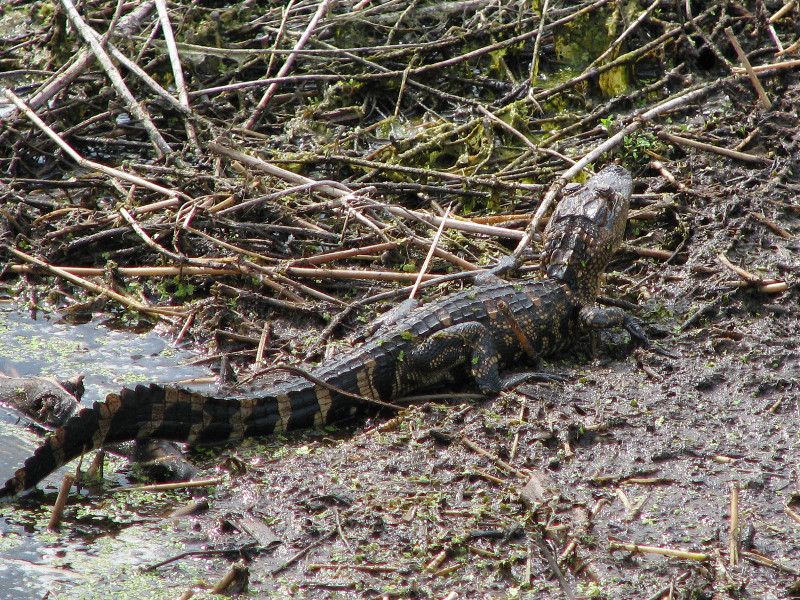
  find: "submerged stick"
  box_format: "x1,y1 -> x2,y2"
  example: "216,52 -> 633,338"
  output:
48,474 -> 75,530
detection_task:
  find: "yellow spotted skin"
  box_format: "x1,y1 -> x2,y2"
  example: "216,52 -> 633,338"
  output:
1,165 -> 645,498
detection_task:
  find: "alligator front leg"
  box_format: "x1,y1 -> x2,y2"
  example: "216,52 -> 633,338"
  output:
404,321 -> 504,395
579,305 -> 649,347
366,298 -> 420,337
474,255 -> 521,283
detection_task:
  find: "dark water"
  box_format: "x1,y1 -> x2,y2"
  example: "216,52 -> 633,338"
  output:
0,303 -> 214,599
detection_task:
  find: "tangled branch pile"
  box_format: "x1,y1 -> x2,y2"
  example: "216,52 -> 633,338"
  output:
0,0 -> 797,356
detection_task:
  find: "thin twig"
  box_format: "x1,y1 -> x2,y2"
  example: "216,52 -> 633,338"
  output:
9,263 -> 233,278
528,0 -> 550,87
48,475 -> 75,530
716,252 -> 763,285
60,0 -> 172,157
409,204 -> 452,300
733,58 -> 800,72
729,481 -> 740,566
460,436 -> 530,479
117,478 -> 222,491
271,530 -> 338,575
741,550 -> 800,575
285,241 -> 400,267
245,0 -> 332,129
609,541 -> 709,561
477,105 -> 575,165
263,365 -> 405,411
770,0 -> 797,23
1,88 -> 189,199
7,247 -> 187,317
784,505 -> 800,525
586,0 -> 664,70
514,83 -> 718,258
724,27 -> 771,109
208,141 -> 527,239
660,131 -> 772,165
155,0 -> 200,151
8,259 -> 438,284
23,1 -> 156,112
533,530 -> 576,600
118,206 -> 186,264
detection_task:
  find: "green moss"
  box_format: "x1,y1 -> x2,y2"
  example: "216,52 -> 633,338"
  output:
552,1 -> 638,97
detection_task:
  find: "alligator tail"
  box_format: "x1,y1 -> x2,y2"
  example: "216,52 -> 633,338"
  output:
0,381 -> 326,498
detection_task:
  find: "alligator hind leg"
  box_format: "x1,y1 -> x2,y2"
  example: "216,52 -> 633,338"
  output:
405,321 -> 503,395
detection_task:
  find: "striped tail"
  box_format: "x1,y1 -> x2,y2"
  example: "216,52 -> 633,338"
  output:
0,381 -> 327,498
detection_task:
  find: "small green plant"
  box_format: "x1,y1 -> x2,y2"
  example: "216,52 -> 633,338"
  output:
156,276 -> 196,300
621,130 -> 661,160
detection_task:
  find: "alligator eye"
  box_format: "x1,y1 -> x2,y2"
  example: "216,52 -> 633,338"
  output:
596,186 -> 612,198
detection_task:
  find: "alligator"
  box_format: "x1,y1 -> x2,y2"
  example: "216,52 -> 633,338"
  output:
0,165 -> 646,499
